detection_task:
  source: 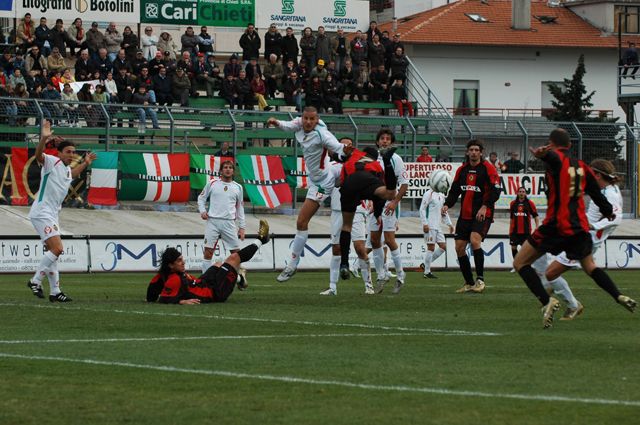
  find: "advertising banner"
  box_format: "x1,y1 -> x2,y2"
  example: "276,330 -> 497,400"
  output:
256,0 -> 369,32
89,237 -> 273,272
140,0 -> 254,28
17,0 -> 140,24
0,238 -> 88,272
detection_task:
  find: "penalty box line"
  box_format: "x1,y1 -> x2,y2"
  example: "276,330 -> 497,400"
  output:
0,303 -> 502,336
0,352 -> 638,407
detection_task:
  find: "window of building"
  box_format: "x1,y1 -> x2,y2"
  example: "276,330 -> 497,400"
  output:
615,6 -> 640,34
453,80 -> 479,115
465,13 -> 489,23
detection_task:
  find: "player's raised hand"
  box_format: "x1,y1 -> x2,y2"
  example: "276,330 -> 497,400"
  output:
84,151 -> 97,166
528,144 -> 552,158
41,119 -> 53,139
266,118 -> 279,127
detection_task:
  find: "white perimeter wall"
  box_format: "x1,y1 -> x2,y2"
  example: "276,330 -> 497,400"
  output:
407,44 -> 624,118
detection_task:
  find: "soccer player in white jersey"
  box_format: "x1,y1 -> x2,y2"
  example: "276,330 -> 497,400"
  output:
266,106 -> 350,282
419,186 -> 454,279
369,128 -> 409,294
198,160 -> 246,274
321,138 -> 375,295
27,121 -> 96,302
542,159 -> 628,319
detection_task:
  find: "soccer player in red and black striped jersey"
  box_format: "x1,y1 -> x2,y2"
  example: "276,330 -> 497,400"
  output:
509,187 -> 539,262
513,128 -> 636,328
442,139 -> 501,293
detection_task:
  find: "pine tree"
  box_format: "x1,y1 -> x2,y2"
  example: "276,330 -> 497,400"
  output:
547,54 -> 595,122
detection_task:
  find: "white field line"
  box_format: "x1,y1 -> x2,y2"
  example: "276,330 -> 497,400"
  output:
0,352 -> 638,407
0,333 -> 451,344
0,303 -> 501,336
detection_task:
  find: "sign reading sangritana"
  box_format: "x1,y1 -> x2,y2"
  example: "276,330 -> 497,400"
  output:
256,0 -> 369,31
18,0 -> 140,23
141,0 -> 254,27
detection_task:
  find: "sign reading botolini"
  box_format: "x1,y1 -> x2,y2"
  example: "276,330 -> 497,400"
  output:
140,0 -> 254,28
256,0 -> 369,31
18,0 -> 140,23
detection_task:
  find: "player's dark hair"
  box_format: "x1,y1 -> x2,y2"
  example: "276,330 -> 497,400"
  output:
549,128 -> 571,148
57,140 -> 76,152
219,160 -> 235,171
159,247 -> 182,276
376,127 -> 395,144
303,106 -> 318,114
590,159 -> 621,184
466,139 -> 484,151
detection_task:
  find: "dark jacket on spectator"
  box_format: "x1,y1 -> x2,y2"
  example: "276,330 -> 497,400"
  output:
197,32 -> 214,55
121,32 -> 139,61
180,32 -> 198,56
299,34 -> 316,63
368,42 -> 386,69
50,27 -> 69,56
172,72 -> 191,96
389,53 -> 409,79
114,73 -> 134,103
223,61 -> 241,79
390,83 -> 408,101
93,55 -> 113,79
245,62 -> 262,81
315,33 -> 331,64
35,25 -> 52,52
152,73 -> 172,103
281,33 -> 299,64
239,30 -> 261,61
131,57 -> 148,75
264,30 -> 282,60
283,77 -> 302,104
350,38 -> 368,65
74,58 -> 95,81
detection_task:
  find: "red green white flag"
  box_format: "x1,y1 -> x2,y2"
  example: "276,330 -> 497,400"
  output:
237,155 -> 292,208
119,153 -> 190,202
88,151 -> 118,206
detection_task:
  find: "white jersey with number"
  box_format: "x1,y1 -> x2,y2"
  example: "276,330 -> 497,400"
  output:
419,189 -> 452,229
277,118 -> 345,184
197,179 -> 246,229
588,184 -> 622,249
29,153 -> 72,220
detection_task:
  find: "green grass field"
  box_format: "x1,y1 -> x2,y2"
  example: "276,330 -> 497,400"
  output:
0,270 -> 638,424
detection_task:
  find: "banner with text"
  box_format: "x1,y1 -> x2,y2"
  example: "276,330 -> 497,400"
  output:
0,238 -> 89,272
18,0 -> 140,24
141,0 -> 254,27
256,0 -> 369,32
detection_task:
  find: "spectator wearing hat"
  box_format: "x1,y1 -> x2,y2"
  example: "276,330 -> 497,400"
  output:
141,26 -> 158,60
310,59 -> 328,81
224,54 -> 241,79
245,57 -> 262,81
263,53 -> 283,99
104,22 -> 123,62
296,58 -> 310,81
281,27 -> 299,66
264,24 -> 282,61
121,26 -> 139,61
315,26 -> 331,66
172,67 -> 191,106
163,50 -> 178,75
239,23 -> 261,63
131,49 -> 148,75
86,22 -> 105,61
299,27 -> 316,69
197,26 -> 214,56
180,27 -> 198,56
157,32 -> 178,60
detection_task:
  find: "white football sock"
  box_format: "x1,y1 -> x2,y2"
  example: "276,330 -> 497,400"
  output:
550,276 -> 579,309
329,255 -> 340,292
423,250 -> 434,273
390,248 -> 404,274
290,230 -> 308,268
202,258 -> 213,274
359,258 -> 372,286
47,260 -> 60,295
432,246 -> 445,261
32,251 -> 58,285
372,247 -> 385,279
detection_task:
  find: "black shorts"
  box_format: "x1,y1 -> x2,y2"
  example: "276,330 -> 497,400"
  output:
340,170 -> 384,213
199,262 -> 238,302
509,233 -> 528,247
528,225 -> 593,260
454,218 -> 492,241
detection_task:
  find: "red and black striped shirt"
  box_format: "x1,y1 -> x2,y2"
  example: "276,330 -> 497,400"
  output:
509,198 -> 538,235
541,148 -> 613,236
445,159 -> 501,220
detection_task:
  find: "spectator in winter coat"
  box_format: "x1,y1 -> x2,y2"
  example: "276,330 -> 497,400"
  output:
35,17 -> 52,56
330,28 -> 348,71
86,22 -> 105,59
322,73 -> 342,113
315,26 -> 331,65
239,23 -> 261,62
244,57 -> 262,81
339,59 -> 356,100
172,67 -> 191,106
17,13 -> 35,51
181,27 -> 198,56
389,46 -> 409,81
197,26 -> 214,56
104,23 -> 123,62
223,54 -> 241,79
369,64 -> 389,101
67,18 -> 87,57
366,21 -> 383,44
250,74 -> 271,111
390,77 -> 413,117
121,26 -> 139,61
264,24 -> 282,61
299,27 -> 316,69
310,59 -> 328,81
47,47 -> 66,74
235,70 -> 254,109
349,31 -> 368,72
141,26 -> 158,60
152,66 -> 172,105
281,27 -> 299,65
368,34 -> 386,69
157,32 -> 178,60
263,54 -> 284,98
25,46 -> 47,75
283,71 -> 303,111
50,19 -> 69,57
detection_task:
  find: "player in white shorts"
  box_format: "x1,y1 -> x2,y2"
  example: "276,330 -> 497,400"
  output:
267,107 -> 350,282
369,129 -> 409,294
419,186 -> 453,279
543,159 -> 624,320
198,160 -> 246,274
27,120 -> 96,302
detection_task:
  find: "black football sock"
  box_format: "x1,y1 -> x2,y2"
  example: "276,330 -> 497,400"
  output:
238,244 -> 259,263
473,249 -> 484,281
590,268 -> 622,301
339,230 -> 351,267
458,255 -> 474,285
518,265 -> 550,305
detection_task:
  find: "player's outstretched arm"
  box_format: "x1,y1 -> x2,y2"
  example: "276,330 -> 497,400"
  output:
35,120 -> 53,164
71,151 -> 97,178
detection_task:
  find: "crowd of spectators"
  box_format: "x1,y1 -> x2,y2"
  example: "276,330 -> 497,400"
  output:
1,17 -> 414,118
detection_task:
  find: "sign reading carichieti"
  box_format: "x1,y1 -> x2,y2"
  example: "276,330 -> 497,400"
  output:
140,0 -> 254,27
18,0 -> 139,23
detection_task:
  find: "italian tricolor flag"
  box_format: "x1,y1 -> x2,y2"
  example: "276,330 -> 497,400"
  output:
88,151 -> 118,206
282,156 -> 308,189
237,155 -> 292,208
119,153 -> 190,202
189,154 -> 234,190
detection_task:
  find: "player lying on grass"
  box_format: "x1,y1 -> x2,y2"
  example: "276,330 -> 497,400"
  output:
146,220 -> 270,305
